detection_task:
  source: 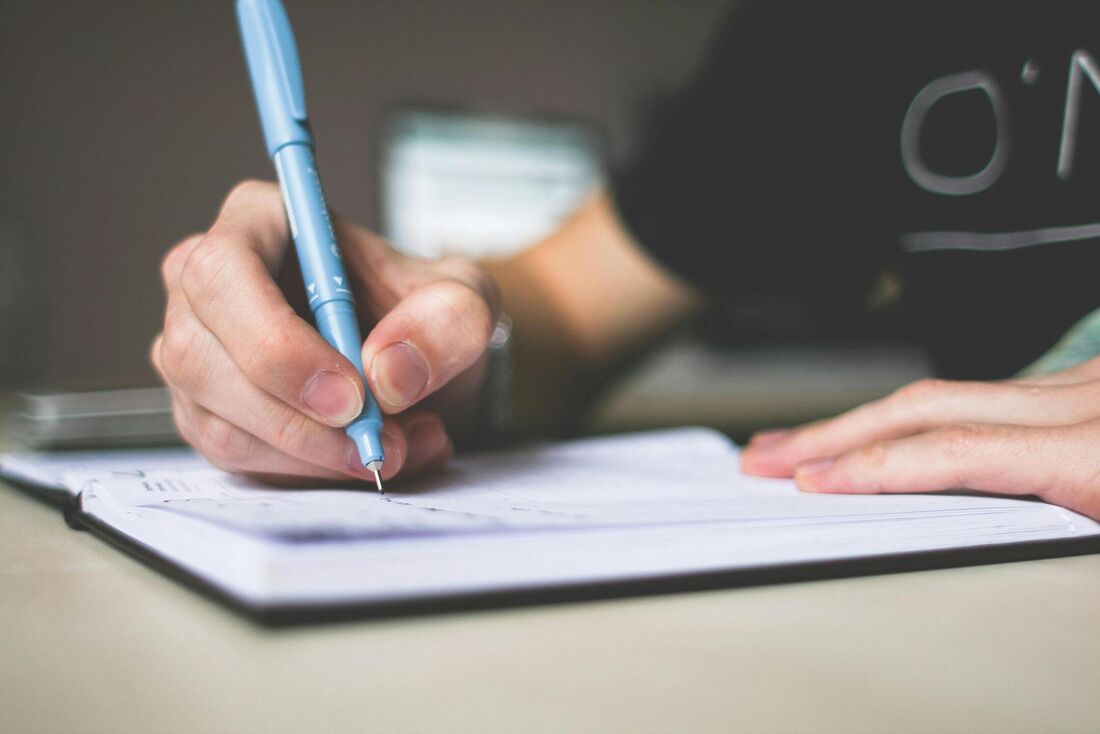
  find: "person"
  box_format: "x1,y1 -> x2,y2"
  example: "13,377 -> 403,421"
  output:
152,0 -> 1100,519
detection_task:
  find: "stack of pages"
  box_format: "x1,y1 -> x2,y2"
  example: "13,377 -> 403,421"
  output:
3,428 -> 1098,619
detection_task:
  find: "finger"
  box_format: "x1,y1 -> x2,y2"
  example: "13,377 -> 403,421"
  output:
200,179 -> 293,270
169,393 -> 347,479
160,234 -> 204,293
391,410 -> 453,473
179,181 -> 366,427
741,378 -> 1097,477
155,236 -> 203,378
332,215 -> 408,317
1016,355 -> 1100,386
157,304 -> 398,481
362,275 -> 499,412
793,421 -> 1100,518
150,333 -> 168,383
170,388 -> 412,483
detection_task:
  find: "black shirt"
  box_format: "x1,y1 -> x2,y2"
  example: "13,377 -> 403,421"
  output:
614,0 -> 1100,379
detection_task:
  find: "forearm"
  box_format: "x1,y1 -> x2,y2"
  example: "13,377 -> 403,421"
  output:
483,193 -> 702,435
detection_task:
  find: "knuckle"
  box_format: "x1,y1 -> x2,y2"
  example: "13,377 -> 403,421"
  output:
159,318 -> 208,383
269,409 -> 317,458
149,334 -> 165,375
180,236 -> 232,304
855,441 -> 891,471
937,423 -> 985,461
437,255 -> 480,285
225,178 -> 276,206
438,257 -> 500,314
888,378 -> 955,424
173,413 -> 198,450
893,378 -> 950,404
196,414 -> 253,470
160,235 -> 201,286
240,319 -> 299,382
159,250 -> 176,285
168,401 -> 195,444
437,279 -> 496,343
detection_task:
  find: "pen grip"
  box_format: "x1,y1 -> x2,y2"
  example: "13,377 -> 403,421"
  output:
317,300 -> 384,429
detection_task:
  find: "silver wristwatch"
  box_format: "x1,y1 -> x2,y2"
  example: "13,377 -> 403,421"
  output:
476,313 -> 513,441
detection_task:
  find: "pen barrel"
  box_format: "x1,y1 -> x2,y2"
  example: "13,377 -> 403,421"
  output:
237,0 -> 312,157
240,1 -> 384,469
274,144 -> 351,312
275,143 -> 385,445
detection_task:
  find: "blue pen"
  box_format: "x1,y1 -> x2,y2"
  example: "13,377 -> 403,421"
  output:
237,0 -> 385,492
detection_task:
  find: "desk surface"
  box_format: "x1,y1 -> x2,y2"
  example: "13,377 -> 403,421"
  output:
2,479 -> 1099,733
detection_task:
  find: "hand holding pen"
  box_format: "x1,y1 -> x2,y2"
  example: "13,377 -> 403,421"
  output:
152,0 -> 500,486
151,181 -> 499,484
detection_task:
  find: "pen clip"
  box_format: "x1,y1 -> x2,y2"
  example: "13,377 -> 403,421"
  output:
238,0 -> 311,155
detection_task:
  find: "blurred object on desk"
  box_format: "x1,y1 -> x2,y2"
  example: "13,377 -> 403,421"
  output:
9,387 -> 179,450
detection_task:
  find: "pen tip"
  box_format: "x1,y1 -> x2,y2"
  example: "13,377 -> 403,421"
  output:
365,459 -> 384,495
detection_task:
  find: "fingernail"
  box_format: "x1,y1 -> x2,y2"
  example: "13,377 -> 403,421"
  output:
380,429 -> 402,479
303,371 -> 363,426
346,442 -> 374,477
405,418 -> 449,467
748,429 -> 791,449
794,457 -> 836,491
371,342 -> 429,410
346,431 -> 403,481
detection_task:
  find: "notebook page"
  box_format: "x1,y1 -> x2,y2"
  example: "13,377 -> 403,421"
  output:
0,447 -> 202,492
87,428 -> 1097,540
75,427 -> 1100,605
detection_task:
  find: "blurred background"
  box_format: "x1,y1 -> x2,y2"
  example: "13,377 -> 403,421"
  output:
0,0 -> 928,442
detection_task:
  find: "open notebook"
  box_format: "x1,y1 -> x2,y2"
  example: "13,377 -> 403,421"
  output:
3,428 -> 1099,623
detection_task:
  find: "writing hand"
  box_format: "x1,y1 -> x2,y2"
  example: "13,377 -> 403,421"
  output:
152,181 -> 499,484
